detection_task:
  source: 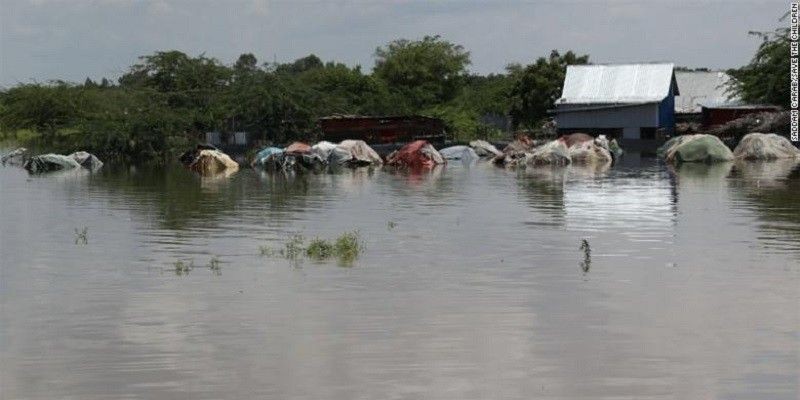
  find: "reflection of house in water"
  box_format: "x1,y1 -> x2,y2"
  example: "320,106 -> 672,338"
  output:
318,115 -> 446,145
552,63 -> 679,144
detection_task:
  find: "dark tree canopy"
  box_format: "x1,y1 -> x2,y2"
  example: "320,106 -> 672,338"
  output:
508,50 -> 590,129
727,28 -> 789,107
373,35 -> 471,109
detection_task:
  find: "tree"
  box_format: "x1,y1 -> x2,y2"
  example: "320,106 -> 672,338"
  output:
508,50 -> 589,129
0,82 -> 79,138
373,35 -> 470,109
727,27 -> 789,106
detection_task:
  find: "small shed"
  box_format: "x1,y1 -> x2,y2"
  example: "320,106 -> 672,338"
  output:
701,104 -> 781,127
318,115 -> 446,145
552,63 -> 679,140
674,71 -> 739,122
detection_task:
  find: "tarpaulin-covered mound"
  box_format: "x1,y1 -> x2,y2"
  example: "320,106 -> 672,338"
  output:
493,135 -> 537,167
70,151 -> 104,171
662,134 -> 733,163
1,147 -> 28,166
469,140 -> 502,157
732,133 -> 800,160
439,145 -> 479,161
558,132 -> 594,148
23,151 -> 104,174
568,140 -> 613,164
329,140 -> 382,166
189,149 -> 239,175
526,140 -> 571,166
179,144 -> 218,165
386,140 -> 445,168
251,147 -> 284,169
311,141 -> 338,161
284,141 -> 326,170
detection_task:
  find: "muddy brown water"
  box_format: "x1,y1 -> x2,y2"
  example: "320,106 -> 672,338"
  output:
1,152 -> 798,399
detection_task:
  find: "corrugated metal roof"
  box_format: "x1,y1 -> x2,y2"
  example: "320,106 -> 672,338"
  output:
674,71 -> 740,113
556,63 -> 676,105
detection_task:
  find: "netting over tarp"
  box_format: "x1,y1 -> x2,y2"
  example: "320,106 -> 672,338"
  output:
733,133 -> 800,160
663,134 -> 733,163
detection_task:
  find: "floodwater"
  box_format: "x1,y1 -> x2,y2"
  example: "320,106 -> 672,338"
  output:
1,152 -> 798,399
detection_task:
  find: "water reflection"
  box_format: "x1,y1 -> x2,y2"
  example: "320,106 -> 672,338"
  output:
1,151 -> 798,400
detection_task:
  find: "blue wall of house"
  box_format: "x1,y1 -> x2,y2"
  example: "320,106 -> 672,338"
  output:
658,87 -> 676,132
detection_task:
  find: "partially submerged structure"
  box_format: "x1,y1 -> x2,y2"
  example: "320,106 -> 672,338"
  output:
674,71 -> 737,123
318,115 -> 446,146
552,63 -> 679,141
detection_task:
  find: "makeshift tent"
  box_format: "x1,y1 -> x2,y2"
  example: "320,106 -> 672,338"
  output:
386,140 -> 445,168
733,133 -> 800,160
663,134 -> 733,163
189,149 -> 239,175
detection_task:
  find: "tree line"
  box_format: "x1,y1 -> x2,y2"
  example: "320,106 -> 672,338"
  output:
0,31 -> 787,163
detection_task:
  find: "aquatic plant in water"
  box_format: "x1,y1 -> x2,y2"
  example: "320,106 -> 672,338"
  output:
259,231 -> 364,265
74,227 -> 88,245
579,239 -> 591,274
173,259 -> 193,276
208,256 -> 221,275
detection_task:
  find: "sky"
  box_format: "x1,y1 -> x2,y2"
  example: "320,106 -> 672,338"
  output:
0,0 -> 789,87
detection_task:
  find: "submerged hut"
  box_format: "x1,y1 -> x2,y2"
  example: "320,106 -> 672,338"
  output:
552,63 -> 679,142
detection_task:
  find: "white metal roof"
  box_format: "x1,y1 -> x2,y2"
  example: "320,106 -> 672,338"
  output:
556,63 -> 677,105
674,71 -> 740,113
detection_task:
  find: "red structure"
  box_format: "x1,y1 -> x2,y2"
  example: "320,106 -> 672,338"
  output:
318,115 -> 446,145
701,105 -> 781,128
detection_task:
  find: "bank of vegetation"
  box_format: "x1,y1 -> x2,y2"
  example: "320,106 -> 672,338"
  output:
0,28 -> 788,163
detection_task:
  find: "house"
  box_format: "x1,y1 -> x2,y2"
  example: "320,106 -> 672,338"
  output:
552,63 -> 679,140
674,71 -> 738,123
318,115 -> 446,145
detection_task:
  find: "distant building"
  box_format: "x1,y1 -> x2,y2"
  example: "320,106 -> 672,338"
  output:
674,71 -> 739,122
701,104 -> 781,127
552,63 -> 679,140
318,115 -> 446,145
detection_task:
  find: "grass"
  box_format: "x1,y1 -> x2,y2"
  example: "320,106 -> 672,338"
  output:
260,231 -> 364,266
306,238 -> 335,260
74,227 -> 88,245
579,238 -> 591,274
173,259 -> 193,276
208,256 -> 221,275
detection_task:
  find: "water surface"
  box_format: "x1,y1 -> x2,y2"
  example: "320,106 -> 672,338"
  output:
1,153 -> 798,399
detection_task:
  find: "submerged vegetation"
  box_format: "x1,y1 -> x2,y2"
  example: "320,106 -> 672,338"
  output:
260,231 -> 364,266
74,227 -> 88,245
